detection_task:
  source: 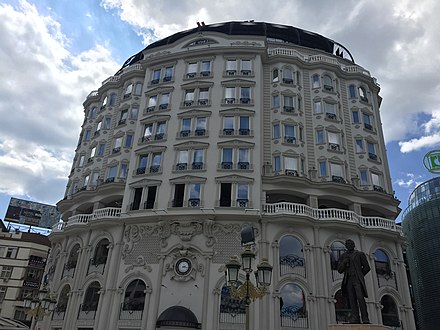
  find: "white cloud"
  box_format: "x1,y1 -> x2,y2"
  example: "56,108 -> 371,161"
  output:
0,1 -> 120,203
394,173 -> 424,189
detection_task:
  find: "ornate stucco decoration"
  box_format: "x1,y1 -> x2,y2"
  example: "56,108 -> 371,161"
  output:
124,255 -> 153,273
164,249 -> 204,282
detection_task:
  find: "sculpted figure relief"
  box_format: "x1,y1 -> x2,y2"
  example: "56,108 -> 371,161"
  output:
337,239 -> 371,324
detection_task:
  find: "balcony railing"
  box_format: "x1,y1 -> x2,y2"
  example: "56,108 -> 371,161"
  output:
263,202 -> 402,234
60,208 -> 121,230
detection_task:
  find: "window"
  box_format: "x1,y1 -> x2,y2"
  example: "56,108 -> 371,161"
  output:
5,247 -> 17,258
134,82 -> 143,96
177,150 -> 189,170
223,117 -> 234,135
172,183 -> 203,208
241,59 -> 251,75
273,95 -> 280,108
84,130 -> 91,141
330,163 -> 344,179
380,296 -> 400,327
312,74 -> 320,88
240,87 -> 251,104
131,187 -> 143,210
226,60 -> 237,75
78,155 -> 85,167
122,280 -> 146,313
225,87 -> 235,103
107,165 -> 117,182
272,69 -> 279,82
147,95 -> 157,111
96,143 -> 105,157
274,155 -> 281,171
66,244 -> 80,270
123,84 -> 132,99
151,153 -> 162,173
145,186 -> 157,209
90,172 -> 99,186
363,113 -> 373,130
90,146 -> 96,159
151,69 -> 161,84
137,155 -> 148,174
283,95 -> 294,112
113,137 -> 122,153
88,107 -> 97,119
316,129 -> 324,144
284,125 -> 295,144
324,102 -> 337,120
93,239 -> 109,265
109,93 -> 117,105
319,161 -> 327,177
192,149 -> 204,170
135,152 -> 163,174
330,241 -> 346,271
199,88 -> 209,105
359,169 -> 369,185
352,110 -> 360,124
222,148 -> 233,169
236,183 -> 249,207
163,66 -> 173,81
371,173 -> 382,188
142,121 -> 167,142
367,142 -> 377,160
95,121 -> 102,135
201,60 -> 211,76
187,62 -> 197,78
196,117 -> 207,135
285,156 -> 298,176
14,309 -> 27,321
328,131 -> 340,151
238,148 -> 249,169
186,60 -> 212,78
0,266 -> 12,280
0,287 -> 7,302
374,249 -> 391,276
358,87 -> 368,102
130,106 -> 138,120
280,283 -> 308,327
173,184 -> 185,207
56,285 -> 71,314
119,163 -> 128,178
119,110 -> 128,125
83,175 -> 89,187
239,116 -> 250,135
103,117 -> 111,129
160,93 -> 170,109
282,67 -> 294,84
349,84 -> 356,98
273,124 -> 280,139
313,100 -> 321,114
81,282 -> 101,313
189,184 -> 201,207
220,183 -> 232,207
355,139 -> 364,153
279,236 -> 305,276
125,134 -> 133,148
323,74 -> 333,91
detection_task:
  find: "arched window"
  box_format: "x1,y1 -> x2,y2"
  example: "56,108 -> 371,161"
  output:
280,283 -> 308,328
334,290 -> 350,324
312,74 -> 320,88
53,285 -> 70,320
330,241 -> 346,281
219,282 -> 246,325
323,74 -> 333,91
272,69 -> 279,82
348,84 -> 356,98
80,281 -> 101,316
381,295 -> 400,327
102,96 -> 107,108
374,249 -> 391,276
66,244 -> 80,270
120,279 -> 147,320
124,83 -> 133,98
93,239 -> 109,265
279,235 -> 305,277
89,107 -> 97,119
109,93 -> 117,106
358,87 -> 368,102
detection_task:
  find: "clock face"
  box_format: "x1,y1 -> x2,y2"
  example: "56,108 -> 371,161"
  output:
176,258 -> 192,275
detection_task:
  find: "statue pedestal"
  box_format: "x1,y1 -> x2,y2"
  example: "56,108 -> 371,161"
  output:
329,325 -> 392,330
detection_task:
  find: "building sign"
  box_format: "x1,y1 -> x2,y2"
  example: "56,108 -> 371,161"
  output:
424,150 -> 440,174
4,197 -> 60,229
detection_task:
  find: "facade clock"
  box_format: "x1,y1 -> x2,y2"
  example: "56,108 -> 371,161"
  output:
175,258 -> 192,276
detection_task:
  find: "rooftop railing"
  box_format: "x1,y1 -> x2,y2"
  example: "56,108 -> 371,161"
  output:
263,202 -> 402,235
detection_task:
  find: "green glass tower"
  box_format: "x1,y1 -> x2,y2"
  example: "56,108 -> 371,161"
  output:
403,177 -> 440,330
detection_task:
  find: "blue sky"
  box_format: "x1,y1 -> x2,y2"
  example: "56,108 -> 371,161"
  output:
0,0 -> 439,223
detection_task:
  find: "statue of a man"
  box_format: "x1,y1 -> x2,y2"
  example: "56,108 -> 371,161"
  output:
337,239 -> 371,324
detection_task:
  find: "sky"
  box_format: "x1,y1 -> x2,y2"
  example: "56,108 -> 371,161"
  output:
0,0 -> 439,223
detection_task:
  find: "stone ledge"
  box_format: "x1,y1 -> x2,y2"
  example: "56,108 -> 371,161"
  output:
329,325 -> 393,330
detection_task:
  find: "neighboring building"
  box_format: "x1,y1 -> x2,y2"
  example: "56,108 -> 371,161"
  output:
45,22 -> 415,330
0,221 -> 51,327
403,177 -> 440,330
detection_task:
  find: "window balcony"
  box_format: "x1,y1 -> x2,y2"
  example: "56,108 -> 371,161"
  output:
195,129 -> 206,136
176,163 -> 188,171
368,153 -> 378,161
324,84 -> 334,92
144,200 -> 155,209
329,143 -> 340,151
159,103 -> 168,110
284,136 -> 296,144
184,100 -> 194,107
78,304 -> 97,320
226,70 -> 236,76
200,71 -> 211,77
221,162 -> 233,169
119,303 -> 144,321
136,167 -> 146,175
237,162 -> 250,170
180,130 -> 191,137
240,97 -> 250,104
155,133 -> 165,140
142,136 -> 151,142
105,177 -> 115,183
192,162 -> 204,170
123,93 -> 131,99
326,113 -> 337,120
186,72 -> 196,78
198,99 -> 209,105
151,79 -> 159,85
223,128 -> 234,136
239,128 -> 250,136
285,169 -> 298,177
283,106 -> 294,113
241,70 -> 251,75
236,199 -> 249,208
283,78 -> 294,84
364,123 -> 373,130
146,106 -> 156,113
112,147 -> 121,154
188,198 -> 200,207
373,185 -> 385,193
225,98 -> 236,104
150,165 -> 160,173
332,175 -> 346,184
163,76 -> 172,82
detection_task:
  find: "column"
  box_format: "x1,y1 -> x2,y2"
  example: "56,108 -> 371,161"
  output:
146,255 -> 165,330
212,288 -> 221,330
201,255 -> 211,330
141,288 -> 153,330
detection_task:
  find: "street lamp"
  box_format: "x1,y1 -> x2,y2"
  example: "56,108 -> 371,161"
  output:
24,287 -> 57,330
225,228 -> 273,330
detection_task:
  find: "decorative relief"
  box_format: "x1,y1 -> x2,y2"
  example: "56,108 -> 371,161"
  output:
230,41 -> 263,47
164,249 -> 203,282
145,50 -> 171,59
124,256 -> 153,273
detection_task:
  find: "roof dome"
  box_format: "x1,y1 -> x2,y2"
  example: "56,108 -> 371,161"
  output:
156,306 -> 201,329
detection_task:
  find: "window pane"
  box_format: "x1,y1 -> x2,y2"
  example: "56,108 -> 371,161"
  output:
108,165 -> 117,178
313,101 -> 321,114
325,102 -> 336,114
187,63 -> 197,73
349,85 -> 356,98
149,95 -> 157,106
199,88 -> 209,100
284,96 -> 293,106
330,163 -> 343,177
193,149 -> 203,162
240,116 -> 249,129
185,90 -> 195,101
196,117 -> 207,129
223,148 -> 233,162
152,153 -> 161,166
240,87 -> 250,98
273,124 -> 280,138
328,132 -> 339,144
367,142 -> 375,154
139,155 -> 148,168
189,184 -> 201,199
201,61 -> 211,71
226,60 -> 237,70
119,163 -> 128,178
144,124 -> 153,137
237,184 -> 248,199
182,118 -> 191,131
363,113 -> 371,125
285,125 -> 295,137
312,74 -> 320,88
157,122 -> 166,134
360,169 -> 368,185
115,137 -> 122,148
356,139 -> 364,153
274,156 -> 281,171
160,93 -> 170,104
226,87 -> 235,98
224,117 -> 234,129
284,157 -> 298,170
319,161 -> 327,176
316,130 -> 324,144
239,148 -> 249,162
241,60 -> 251,70
372,173 -> 380,186
178,150 -> 188,163
273,95 -> 280,107
352,111 -> 360,123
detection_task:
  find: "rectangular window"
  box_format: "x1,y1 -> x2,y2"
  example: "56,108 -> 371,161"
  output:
199,88 -> 209,102
241,59 -> 251,73
0,266 -> 12,279
182,118 -> 191,132
151,153 -> 162,172
355,139 -> 364,153
201,60 -> 211,74
222,148 -> 233,162
189,183 -> 201,200
148,95 -> 157,107
160,93 -> 170,106
178,150 -> 189,165
164,66 -> 173,80
125,134 -> 133,148
273,124 -> 280,139
328,131 -> 339,145
130,107 -> 138,120
119,163 -> 128,178
134,82 -> 143,95
119,110 -> 128,124
312,75 -> 320,88
284,95 -> 294,107
237,184 -> 249,207
284,157 -> 298,170
226,60 -> 237,73
103,117 -> 111,129
352,111 -> 360,124
372,173 -> 381,186
196,117 -> 207,130
316,129 -> 324,144
114,137 -> 122,150
108,165 -> 117,179
274,156 -> 281,171
132,187 -> 143,210
363,113 -> 373,130
144,124 -> 153,139
313,101 -> 321,114
360,169 -> 369,185
319,161 -> 327,177
0,287 -> 7,303
367,142 -> 376,155
173,184 -> 185,207
349,85 -> 356,98
193,149 -> 204,163
240,87 -> 250,100
238,148 -> 249,163
78,155 -> 85,167
83,175 -> 89,187
330,163 -> 343,177
273,95 -> 280,108
5,247 -> 17,259
285,125 -> 295,138
90,147 -> 96,158
325,102 -> 336,114
90,172 -> 99,186
220,183 -> 232,207
145,186 -> 157,209
84,130 -> 91,141
97,143 -> 105,156
187,62 -> 197,76
138,155 -> 148,173
152,69 -> 161,82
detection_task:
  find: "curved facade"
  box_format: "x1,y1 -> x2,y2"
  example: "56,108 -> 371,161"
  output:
403,177 -> 440,330
44,22 -> 414,330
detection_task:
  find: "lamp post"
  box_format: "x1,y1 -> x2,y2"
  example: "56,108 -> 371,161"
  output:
225,247 -> 273,330
23,287 -> 57,330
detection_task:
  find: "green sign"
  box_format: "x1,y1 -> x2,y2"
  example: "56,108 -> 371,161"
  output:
424,150 -> 440,174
